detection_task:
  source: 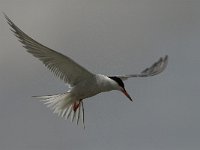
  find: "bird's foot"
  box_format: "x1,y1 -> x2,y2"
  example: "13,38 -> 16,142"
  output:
73,101 -> 80,112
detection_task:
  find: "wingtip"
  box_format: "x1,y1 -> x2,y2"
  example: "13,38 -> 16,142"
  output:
164,55 -> 168,61
163,55 -> 169,69
157,55 -> 168,74
2,12 -> 7,18
3,12 -> 10,22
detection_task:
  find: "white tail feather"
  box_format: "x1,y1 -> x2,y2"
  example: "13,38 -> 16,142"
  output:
33,93 -> 85,128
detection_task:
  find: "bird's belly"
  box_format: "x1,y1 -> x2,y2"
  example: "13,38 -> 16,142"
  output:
70,81 -> 102,100
69,76 -> 114,100
70,86 -> 101,100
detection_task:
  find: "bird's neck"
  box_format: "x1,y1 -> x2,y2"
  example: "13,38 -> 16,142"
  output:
95,74 -> 118,92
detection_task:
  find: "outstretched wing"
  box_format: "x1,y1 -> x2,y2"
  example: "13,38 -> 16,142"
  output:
5,14 -> 94,86
115,55 -> 168,81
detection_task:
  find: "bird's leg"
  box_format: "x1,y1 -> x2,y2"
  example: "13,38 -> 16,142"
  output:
73,100 -> 81,112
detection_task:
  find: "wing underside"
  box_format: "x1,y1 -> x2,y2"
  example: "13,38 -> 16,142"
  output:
4,14 -> 93,86
115,55 -> 168,80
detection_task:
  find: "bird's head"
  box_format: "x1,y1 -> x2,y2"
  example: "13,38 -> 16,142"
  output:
109,76 -> 133,102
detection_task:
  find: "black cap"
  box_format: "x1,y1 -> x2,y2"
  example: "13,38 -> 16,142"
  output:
108,76 -> 124,88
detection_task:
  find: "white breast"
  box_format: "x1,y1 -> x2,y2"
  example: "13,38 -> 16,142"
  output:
69,74 -> 118,100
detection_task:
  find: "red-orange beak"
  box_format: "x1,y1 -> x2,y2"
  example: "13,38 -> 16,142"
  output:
121,88 -> 133,102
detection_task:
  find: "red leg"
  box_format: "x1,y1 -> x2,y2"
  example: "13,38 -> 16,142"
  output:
73,101 -> 80,112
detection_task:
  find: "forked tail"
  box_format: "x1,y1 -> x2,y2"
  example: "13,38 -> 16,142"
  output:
33,93 -> 85,128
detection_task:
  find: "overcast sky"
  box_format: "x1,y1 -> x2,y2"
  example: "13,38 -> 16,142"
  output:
0,0 -> 200,150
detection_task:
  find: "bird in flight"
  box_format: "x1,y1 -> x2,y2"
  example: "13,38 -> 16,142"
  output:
5,14 -> 168,128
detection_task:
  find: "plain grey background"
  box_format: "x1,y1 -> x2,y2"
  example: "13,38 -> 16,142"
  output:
0,0 -> 200,150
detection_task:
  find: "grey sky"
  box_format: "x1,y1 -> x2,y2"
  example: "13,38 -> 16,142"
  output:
0,0 -> 200,150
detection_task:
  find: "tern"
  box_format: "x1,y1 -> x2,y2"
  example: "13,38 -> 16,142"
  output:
5,14 -> 168,127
